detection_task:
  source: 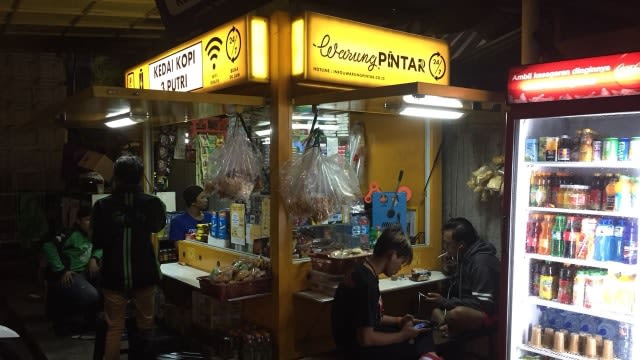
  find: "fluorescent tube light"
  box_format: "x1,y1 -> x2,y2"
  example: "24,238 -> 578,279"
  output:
104,112 -> 144,128
291,123 -> 340,131
402,94 -> 463,109
255,129 -> 271,137
292,115 -> 338,121
105,117 -> 138,128
399,106 -> 465,120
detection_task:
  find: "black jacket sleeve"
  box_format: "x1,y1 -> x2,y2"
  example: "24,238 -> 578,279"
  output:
443,254 -> 500,314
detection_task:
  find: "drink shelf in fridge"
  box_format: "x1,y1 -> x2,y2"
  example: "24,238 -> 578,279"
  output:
528,207 -> 640,219
518,343 -> 621,360
527,161 -> 640,170
525,253 -> 638,273
528,296 -> 635,324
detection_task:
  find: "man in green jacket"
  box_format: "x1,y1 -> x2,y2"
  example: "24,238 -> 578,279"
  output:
42,203 -> 102,336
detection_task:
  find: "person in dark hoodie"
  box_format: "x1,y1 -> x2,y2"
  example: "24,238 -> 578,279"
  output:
91,155 -> 166,360
423,217 -> 500,338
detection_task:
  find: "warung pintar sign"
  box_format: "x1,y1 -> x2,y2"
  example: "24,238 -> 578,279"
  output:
292,12 -> 450,87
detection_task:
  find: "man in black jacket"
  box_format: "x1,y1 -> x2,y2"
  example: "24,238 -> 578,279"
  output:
92,155 -> 166,360
423,217 -> 500,338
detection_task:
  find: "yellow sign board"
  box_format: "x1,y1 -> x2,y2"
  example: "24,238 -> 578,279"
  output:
125,16 -> 268,92
292,12 -> 450,87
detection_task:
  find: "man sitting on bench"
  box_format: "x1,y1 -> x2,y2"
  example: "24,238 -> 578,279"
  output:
423,218 -> 500,339
42,203 -> 101,337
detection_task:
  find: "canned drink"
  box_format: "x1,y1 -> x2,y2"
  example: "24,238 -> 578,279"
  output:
618,137 -> 630,161
545,136 -> 559,161
592,140 -> 602,161
210,211 -> 218,237
525,138 -> 538,162
217,210 -> 229,239
603,137 -> 619,161
630,137 -> 640,161
538,137 -> 548,162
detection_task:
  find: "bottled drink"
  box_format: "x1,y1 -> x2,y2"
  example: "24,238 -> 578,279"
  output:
579,217 -> 598,260
557,265 -> 573,304
556,173 -> 569,207
604,174 -> 617,211
526,214 -> 540,253
615,175 -> 632,212
548,172 -> 559,208
613,218 -> 628,263
530,260 -> 542,296
557,135 -> 572,161
539,262 -> 558,301
565,216 -> 581,259
632,176 -> 640,211
534,173 -> 549,207
594,217 -> 615,261
550,215 -> 565,257
589,173 -> 603,211
538,214 -> 553,255
624,219 -> 638,264
573,269 -> 586,307
529,171 -> 539,207
616,322 -> 632,360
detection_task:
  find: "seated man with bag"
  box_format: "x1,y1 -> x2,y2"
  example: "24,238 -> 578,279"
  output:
42,203 -> 102,336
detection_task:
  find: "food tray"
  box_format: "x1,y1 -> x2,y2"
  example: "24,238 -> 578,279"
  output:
309,252 -> 370,275
197,276 -> 272,302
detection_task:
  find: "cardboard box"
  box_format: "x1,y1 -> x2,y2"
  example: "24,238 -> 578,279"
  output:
230,203 -> 245,246
78,150 -> 113,180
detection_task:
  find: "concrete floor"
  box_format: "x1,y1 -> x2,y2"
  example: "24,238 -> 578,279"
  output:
0,248 -> 125,360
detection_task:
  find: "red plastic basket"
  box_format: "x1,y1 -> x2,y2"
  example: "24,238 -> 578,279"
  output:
197,276 -> 272,302
309,252 -> 369,275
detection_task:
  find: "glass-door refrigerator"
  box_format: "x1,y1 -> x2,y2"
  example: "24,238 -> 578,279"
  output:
503,51 -> 640,360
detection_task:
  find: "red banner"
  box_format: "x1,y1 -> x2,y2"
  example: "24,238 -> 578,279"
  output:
507,52 -> 640,104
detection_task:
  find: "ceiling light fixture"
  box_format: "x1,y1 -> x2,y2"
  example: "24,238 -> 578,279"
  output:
402,94 -> 464,108
104,112 -> 143,128
399,106 -> 465,120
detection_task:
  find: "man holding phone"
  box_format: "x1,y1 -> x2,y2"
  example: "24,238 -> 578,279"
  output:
423,218 -> 501,338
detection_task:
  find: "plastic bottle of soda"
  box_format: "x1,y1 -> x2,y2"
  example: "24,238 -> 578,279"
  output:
526,214 -> 540,253
579,217 -> 598,260
624,219 -> 638,264
550,215 -> 565,257
538,214 -> 553,255
594,217 -> 615,261
589,173 -> 603,211
604,174 -> 617,211
530,260 -> 542,296
613,218 -> 628,263
557,265 -> 574,304
565,216 -> 581,259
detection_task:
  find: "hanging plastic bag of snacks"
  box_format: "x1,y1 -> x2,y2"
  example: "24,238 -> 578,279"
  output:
280,124 -> 361,223
205,114 -> 263,202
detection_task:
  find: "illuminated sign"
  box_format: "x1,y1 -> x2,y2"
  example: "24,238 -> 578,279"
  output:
292,12 -> 450,87
125,16 -> 268,93
507,51 -> 640,104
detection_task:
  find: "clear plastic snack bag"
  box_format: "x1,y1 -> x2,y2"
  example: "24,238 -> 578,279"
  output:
205,114 -> 263,202
280,129 -> 362,223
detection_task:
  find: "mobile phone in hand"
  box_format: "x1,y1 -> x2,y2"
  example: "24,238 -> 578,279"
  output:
413,322 -> 428,330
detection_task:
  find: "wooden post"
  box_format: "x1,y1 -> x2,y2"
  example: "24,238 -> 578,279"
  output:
521,0 -> 540,65
268,10 -> 295,360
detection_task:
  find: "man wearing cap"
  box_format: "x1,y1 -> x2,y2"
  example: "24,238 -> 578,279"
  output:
169,185 -> 212,243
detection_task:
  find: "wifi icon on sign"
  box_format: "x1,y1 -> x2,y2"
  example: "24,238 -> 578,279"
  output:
205,36 -> 223,70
